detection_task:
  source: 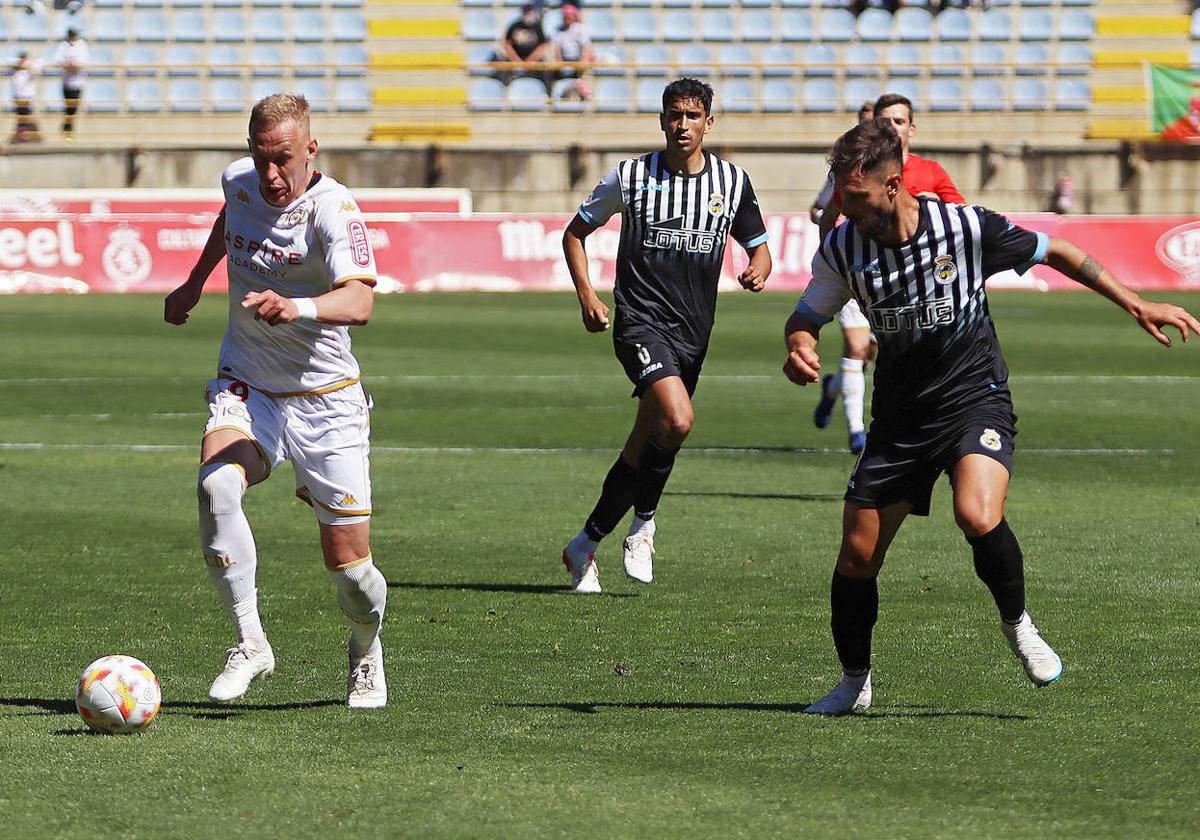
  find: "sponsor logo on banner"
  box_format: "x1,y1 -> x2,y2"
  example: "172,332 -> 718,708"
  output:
0,220 -> 84,270
1155,221 -> 1200,287
347,219 -> 372,267
101,226 -> 153,290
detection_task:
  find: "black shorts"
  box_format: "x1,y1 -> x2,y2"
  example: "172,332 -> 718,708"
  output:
845,400 -> 1017,517
613,324 -> 706,398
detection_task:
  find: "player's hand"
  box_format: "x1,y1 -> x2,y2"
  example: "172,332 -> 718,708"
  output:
580,296 -> 610,333
242,290 -> 300,326
1134,301 -> 1200,348
783,345 -> 821,385
164,279 -> 204,325
809,206 -> 823,225
737,264 -> 766,293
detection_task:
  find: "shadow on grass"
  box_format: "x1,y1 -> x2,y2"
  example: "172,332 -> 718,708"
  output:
388,581 -> 638,598
663,491 -> 842,502
3,697 -> 344,727
506,701 -> 1031,721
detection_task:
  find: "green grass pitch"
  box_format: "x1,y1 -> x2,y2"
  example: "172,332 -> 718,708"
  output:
1,291 -> 1198,838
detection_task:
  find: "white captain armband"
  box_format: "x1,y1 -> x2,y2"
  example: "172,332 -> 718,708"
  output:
292,297 -> 319,321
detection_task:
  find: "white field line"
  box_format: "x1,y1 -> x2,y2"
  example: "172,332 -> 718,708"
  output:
0,442 -> 1177,457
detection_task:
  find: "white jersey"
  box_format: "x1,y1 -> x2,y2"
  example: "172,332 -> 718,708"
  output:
218,157 -> 377,396
53,39 -> 89,88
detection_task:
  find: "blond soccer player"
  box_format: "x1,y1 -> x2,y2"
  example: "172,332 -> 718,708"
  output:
164,93 -> 387,707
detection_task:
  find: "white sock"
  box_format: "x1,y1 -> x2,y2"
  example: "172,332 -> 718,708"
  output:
329,555 -> 387,659
198,462 -> 266,646
840,358 -> 866,434
570,530 -> 599,556
628,515 -> 656,537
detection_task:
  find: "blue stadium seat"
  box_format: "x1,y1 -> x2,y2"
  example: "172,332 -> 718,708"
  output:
16,12 -> 50,42
1013,77 -> 1048,110
818,9 -> 855,42
623,0 -> 652,7
678,43 -> 714,77
123,44 -> 159,76
253,11 -> 289,43
662,0 -> 692,8
165,44 -> 201,76
886,44 -> 921,77
213,0 -> 244,7
761,78 -> 797,113
465,44 -> 493,78
94,0 -> 125,6
928,77 -> 964,112
462,11 -> 496,42
635,78 -> 663,112
929,43 -> 965,76
126,78 -> 164,113
86,45 -> 116,78
462,0 -> 492,6
1192,11 -> 1200,41
295,43 -> 329,77
719,43 -> 754,77
88,78 -> 121,113
720,78 -> 756,113
700,10 -> 734,42
701,0 -> 733,7
843,78 -> 878,111
971,43 -> 1006,76
210,77 -> 247,112
895,8 -> 933,42
802,43 -> 836,77
760,43 -> 798,78
1018,9 -> 1052,42
970,77 -> 1005,111
173,0 -> 204,6
634,43 -> 670,77
1014,43 -> 1049,75
468,76 -> 506,111
844,43 -> 880,77
550,78 -> 587,113
508,76 -> 547,111
978,10 -> 1012,42
592,45 -> 627,76
856,8 -> 892,43
1054,77 -> 1089,110
253,0 -> 285,7
293,11 -> 327,42
586,0 -> 614,7
662,10 -> 697,43
57,12 -> 84,40
820,0 -> 852,8
332,11 -> 366,42
802,78 -> 837,112
935,9 -> 970,42
1059,10 -> 1093,41
1056,42 -> 1090,75
1020,0 -> 1052,6
39,78 -> 63,113
295,78 -> 331,111
593,77 -> 632,112
738,10 -> 773,43
588,10 -> 616,42
780,10 -> 814,42
1060,0 -> 1095,5
133,10 -> 168,42
171,10 -> 206,43
335,43 -> 368,77
886,78 -> 920,106
251,44 -> 286,76
778,0 -> 811,6
168,78 -> 204,112
330,0 -> 365,7
622,10 -> 657,43
743,0 -> 775,6
213,11 -> 246,43
249,78 -> 279,106
542,8 -> 563,38
208,44 -> 243,77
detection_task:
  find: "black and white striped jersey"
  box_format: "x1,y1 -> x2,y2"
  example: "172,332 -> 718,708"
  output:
796,198 -> 1049,428
578,150 -> 768,352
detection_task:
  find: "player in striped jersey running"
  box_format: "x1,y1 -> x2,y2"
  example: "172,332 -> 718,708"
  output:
560,78 -> 773,592
783,119 -> 1199,714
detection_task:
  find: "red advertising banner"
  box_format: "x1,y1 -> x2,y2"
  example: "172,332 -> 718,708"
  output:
0,191 -> 1196,295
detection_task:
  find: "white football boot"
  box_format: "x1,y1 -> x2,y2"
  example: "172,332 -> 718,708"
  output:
1001,612 -> 1063,686
622,519 -> 656,584
208,640 -> 275,702
562,544 -> 601,593
346,638 -> 387,708
804,671 -> 872,715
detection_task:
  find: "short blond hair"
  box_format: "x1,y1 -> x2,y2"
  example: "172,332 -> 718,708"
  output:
249,93 -> 310,136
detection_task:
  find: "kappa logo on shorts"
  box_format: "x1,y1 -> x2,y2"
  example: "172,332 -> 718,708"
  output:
980,428 -> 1003,452
347,219 -> 372,267
934,254 -> 958,285
340,494 -> 358,507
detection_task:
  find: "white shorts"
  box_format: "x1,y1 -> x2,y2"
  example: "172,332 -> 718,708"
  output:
203,378 -> 372,526
838,299 -> 870,330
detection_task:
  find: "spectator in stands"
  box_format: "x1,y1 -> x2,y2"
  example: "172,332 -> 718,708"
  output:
9,51 -> 41,143
494,4 -> 551,85
53,27 -> 88,142
553,4 -> 594,101
1048,174 -> 1073,214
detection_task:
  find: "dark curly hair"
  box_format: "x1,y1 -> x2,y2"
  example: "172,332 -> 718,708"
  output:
661,78 -> 714,116
828,119 -> 903,179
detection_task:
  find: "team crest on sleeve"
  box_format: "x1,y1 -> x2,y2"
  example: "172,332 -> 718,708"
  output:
347,219 -> 372,267
340,200 -> 358,213
980,428 -> 1002,451
708,193 -> 725,215
934,254 -> 958,285
235,188 -> 250,203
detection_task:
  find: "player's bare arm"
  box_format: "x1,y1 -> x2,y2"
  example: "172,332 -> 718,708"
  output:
782,310 -> 822,385
164,206 -> 227,325
563,214 -> 610,332
242,278 -> 374,327
737,242 -> 772,292
1043,237 -> 1200,347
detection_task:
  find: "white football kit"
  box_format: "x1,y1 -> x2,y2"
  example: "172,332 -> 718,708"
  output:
204,157 -> 377,525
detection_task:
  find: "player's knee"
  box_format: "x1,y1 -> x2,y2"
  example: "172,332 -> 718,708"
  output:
954,503 -> 1002,539
659,407 -> 693,443
198,462 -> 246,516
844,335 -> 870,360
837,536 -> 881,578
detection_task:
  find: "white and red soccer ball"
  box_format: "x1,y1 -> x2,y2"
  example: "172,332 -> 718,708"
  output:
75,655 -> 162,734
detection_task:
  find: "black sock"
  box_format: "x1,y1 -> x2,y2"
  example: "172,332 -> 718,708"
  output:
967,518 -> 1026,623
830,571 -> 878,674
583,456 -> 639,541
632,437 -> 679,520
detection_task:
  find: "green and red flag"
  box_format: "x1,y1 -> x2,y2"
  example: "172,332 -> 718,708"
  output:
1149,63 -> 1200,143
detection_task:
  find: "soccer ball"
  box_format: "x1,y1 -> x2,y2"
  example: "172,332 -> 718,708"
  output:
75,655 -> 162,735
